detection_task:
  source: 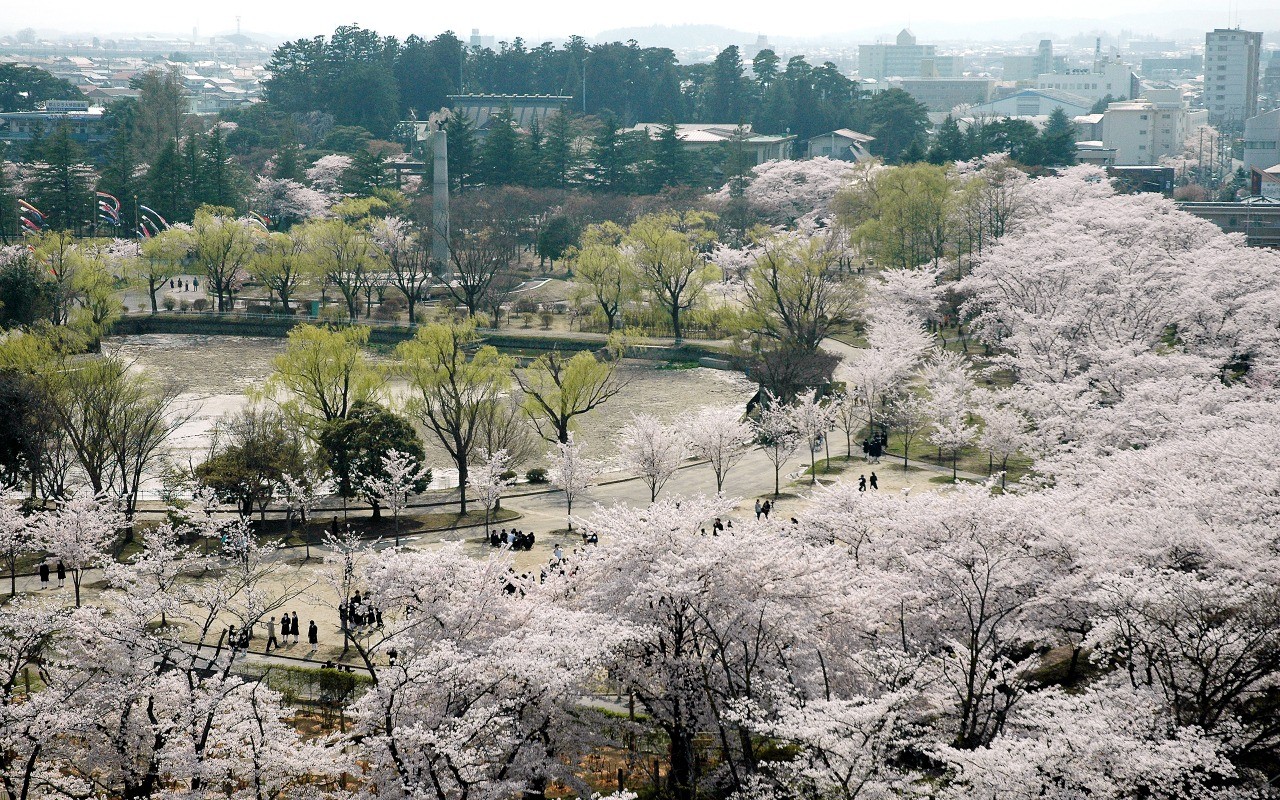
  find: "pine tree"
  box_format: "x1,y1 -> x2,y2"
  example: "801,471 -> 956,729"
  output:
928,114 -> 966,163
478,107 -> 528,187
146,140 -> 187,223
444,111 -> 478,191
0,147 -> 15,243
541,108 -> 577,189
1040,108 -> 1077,167
26,123 -> 95,232
648,120 -> 688,191
196,123 -> 240,210
588,116 -> 638,194
341,148 -> 388,196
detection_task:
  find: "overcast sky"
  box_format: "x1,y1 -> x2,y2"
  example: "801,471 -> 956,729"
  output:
3,0 -> 1274,43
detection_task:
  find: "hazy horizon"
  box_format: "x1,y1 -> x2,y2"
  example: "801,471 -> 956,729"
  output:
1,0 -> 1277,48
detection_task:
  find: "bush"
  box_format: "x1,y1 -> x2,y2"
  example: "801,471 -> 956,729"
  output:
499,469 -> 518,482
162,296 -> 177,311
539,309 -> 554,330
191,298 -> 209,312
552,302 -> 568,315
514,298 -> 539,314
371,294 -> 406,321
526,467 -> 548,484
179,299 -> 192,311
318,304 -> 349,323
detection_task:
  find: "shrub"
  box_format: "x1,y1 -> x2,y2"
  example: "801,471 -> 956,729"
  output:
526,467 -> 548,484
499,469 -> 518,482
318,304 -> 348,323
514,298 -> 538,314
162,296 -> 177,311
539,309 -> 554,329
179,299 -> 192,311
191,298 -> 209,312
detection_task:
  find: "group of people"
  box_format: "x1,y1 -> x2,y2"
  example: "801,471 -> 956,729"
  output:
489,528 -> 536,550
858,473 -> 880,491
37,559 -> 65,589
754,499 -> 774,520
168,277 -> 198,292
262,611 -> 319,654
339,591 -> 383,634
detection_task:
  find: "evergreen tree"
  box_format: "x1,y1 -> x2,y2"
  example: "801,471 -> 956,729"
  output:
859,89 -> 929,164
1040,107 -> 1078,167
526,115 -> 545,186
928,114 -> 966,163
274,128 -> 303,181
648,120 -> 688,191
341,148 -> 388,196
541,108 -> 577,189
478,107 -> 528,187
145,140 -> 188,224
588,116 -> 638,194
703,45 -> 752,122
444,111 -> 478,191
196,123 -> 239,210
0,145 -> 16,244
26,123 -> 95,232
97,112 -> 141,236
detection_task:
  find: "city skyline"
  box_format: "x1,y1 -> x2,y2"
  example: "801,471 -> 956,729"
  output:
2,0 -> 1278,46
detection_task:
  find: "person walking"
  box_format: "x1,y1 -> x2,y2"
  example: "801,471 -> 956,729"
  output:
56,561 -> 65,589
265,616 -> 279,653
754,499 -> 762,520
552,544 -> 564,564
762,500 -> 772,520
858,475 -> 867,492
290,612 -> 300,645
307,620 -> 318,653
39,561 -> 49,589
870,472 -> 878,490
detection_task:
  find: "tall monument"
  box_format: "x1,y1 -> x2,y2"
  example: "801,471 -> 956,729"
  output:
429,114 -> 451,280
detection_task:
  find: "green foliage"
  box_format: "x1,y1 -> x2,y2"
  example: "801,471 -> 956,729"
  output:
25,124 -> 95,232
0,65 -> 83,112
317,400 -> 427,512
195,406 -> 310,517
525,467 -> 548,484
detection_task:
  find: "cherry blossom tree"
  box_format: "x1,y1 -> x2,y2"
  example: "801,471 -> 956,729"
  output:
683,406 -> 753,493
619,414 -> 686,502
549,433 -> 593,530
753,395 -> 802,497
36,490 -> 120,606
361,448 -> 431,546
791,389 -> 838,484
467,448 -> 513,536
0,503 -> 30,598
305,153 -> 354,194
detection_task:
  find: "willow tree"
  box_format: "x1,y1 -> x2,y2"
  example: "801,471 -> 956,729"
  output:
627,211 -> 717,340
397,320 -> 512,513
572,222 -> 637,333
262,324 -> 383,434
744,231 -> 861,351
187,208 -> 261,312
513,342 -> 626,444
252,231 -> 314,314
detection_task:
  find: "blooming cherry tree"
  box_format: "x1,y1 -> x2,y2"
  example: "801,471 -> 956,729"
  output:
549,433 -> 594,529
619,414 -> 686,502
683,406 -> 754,493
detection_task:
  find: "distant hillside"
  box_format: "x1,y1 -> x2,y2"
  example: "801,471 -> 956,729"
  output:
592,24 -> 757,50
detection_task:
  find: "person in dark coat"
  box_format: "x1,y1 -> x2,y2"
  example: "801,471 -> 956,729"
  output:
291,612 -> 300,645
308,620 -> 319,653
56,561 -> 65,588
870,472 -> 879,490
39,561 -> 49,589
762,500 -> 772,519
858,475 -> 867,492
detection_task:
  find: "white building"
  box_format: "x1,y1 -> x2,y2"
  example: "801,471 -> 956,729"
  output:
1244,109 -> 1280,173
1036,58 -> 1139,104
858,29 -> 959,81
1204,28 -> 1262,128
966,88 -> 1094,118
626,123 -> 795,164
1097,90 -> 1206,165
806,129 -> 875,161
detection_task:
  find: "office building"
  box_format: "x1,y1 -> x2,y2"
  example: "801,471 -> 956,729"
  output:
859,29 -> 956,81
1204,28 -> 1262,128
